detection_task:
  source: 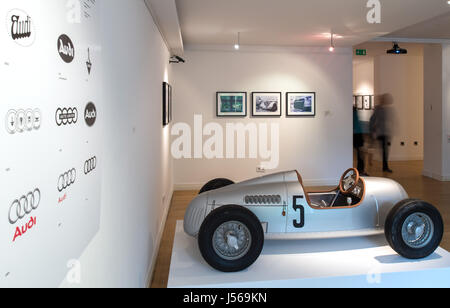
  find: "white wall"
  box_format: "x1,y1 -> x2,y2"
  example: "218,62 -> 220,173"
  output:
353,57 -> 374,123
353,42 -> 424,162
172,46 -> 353,188
60,0 -> 173,288
374,53 -> 424,161
353,58 -> 374,96
423,44 -> 443,179
441,44 -> 450,179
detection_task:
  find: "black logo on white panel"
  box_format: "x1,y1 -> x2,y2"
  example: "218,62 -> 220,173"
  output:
86,48 -> 92,74
84,157 -> 97,174
8,189 -> 40,225
84,102 -> 96,127
55,107 -> 78,126
57,34 -> 75,63
58,169 -> 76,192
5,109 -> 41,134
6,9 -> 35,47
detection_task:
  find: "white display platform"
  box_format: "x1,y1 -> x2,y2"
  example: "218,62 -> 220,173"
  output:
168,221 -> 450,288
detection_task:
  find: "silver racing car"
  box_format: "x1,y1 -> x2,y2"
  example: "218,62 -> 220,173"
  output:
184,168 -> 444,272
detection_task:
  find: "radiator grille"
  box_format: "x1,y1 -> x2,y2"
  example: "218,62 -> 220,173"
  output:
244,195 -> 282,205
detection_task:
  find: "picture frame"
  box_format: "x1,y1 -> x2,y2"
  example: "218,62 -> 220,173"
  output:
363,95 -> 371,110
163,82 -> 172,126
251,92 -> 282,117
353,96 -> 357,108
371,95 -> 375,110
286,92 -> 316,117
356,95 -> 363,110
216,92 -> 247,117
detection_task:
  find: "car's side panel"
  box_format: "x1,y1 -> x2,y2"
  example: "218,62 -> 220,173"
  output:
206,181 -> 289,233
285,181 -> 379,233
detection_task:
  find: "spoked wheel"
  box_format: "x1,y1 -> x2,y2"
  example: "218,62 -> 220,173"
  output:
385,199 -> 443,259
212,221 -> 252,261
198,205 -> 264,272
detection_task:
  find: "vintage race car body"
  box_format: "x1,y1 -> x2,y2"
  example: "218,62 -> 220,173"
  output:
184,169 -> 442,272
184,170 -> 408,239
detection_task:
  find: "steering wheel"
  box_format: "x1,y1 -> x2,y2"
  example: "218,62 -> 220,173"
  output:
339,168 -> 360,194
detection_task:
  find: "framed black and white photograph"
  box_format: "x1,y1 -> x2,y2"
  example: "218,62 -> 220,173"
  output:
252,92 -> 282,117
353,96 -> 357,107
363,95 -> 371,110
371,95 -> 375,110
286,92 -> 316,117
356,95 -> 363,110
216,92 -> 247,117
163,82 -> 172,126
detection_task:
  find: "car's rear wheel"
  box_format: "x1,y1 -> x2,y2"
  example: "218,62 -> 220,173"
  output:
385,199 -> 443,259
199,178 -> 234,194
198,205 -> 264,272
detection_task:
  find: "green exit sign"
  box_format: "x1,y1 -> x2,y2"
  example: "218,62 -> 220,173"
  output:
356,49 -> 367,56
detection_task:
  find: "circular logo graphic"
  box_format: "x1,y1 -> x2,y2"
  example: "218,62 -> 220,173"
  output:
84,102 -> 96,127
57,34 -> 75,63
6,9 -> 36,47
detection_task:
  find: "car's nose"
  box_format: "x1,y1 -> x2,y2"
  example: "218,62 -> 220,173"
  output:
184,193 -> 209,237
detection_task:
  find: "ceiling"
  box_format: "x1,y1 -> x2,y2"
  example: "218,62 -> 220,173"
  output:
174,0 -> 450,48
383,11 -> 450,40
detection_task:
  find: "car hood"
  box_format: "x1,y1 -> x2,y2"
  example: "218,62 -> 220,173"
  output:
205,170 -> 296,206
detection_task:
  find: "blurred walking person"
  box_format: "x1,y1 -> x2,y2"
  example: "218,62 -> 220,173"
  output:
370,93 -> 395,173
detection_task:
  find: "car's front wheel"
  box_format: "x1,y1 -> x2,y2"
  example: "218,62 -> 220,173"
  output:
385,199 -> 443,259
198,205 -> 264,272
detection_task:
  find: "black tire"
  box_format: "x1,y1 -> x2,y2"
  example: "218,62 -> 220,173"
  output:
385,199 -> 443,259
199,178 -> 234,194
198,205 -> 264,272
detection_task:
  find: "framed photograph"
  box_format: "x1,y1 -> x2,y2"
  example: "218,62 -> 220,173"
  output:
363,95 -> 371,110
286,92 -> 316,117
216,92 -> 247,117
353,96 -> 357,107
371,95 -> 375,110
356,95 -> 363,110
252,92 -> 282,117
163,82 -> 172,126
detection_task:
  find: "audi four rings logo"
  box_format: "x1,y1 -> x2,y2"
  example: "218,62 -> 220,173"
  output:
9,189 -> 41,225
5,109 -> 42,134
84,157 -> 97,174
55,107 -> 78,126
58,169 -> 76,192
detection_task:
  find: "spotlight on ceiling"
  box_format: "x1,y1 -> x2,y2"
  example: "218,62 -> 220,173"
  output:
329,32 -> 335,52
387,42 -> 407,55
234,32 -> 240,50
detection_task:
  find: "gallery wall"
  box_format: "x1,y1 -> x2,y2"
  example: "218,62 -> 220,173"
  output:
0,0 -> 104,287
374,53 -> 424,161
172,46 -> 353,188
60,0 -> 173,288
443,44 -> 450,179
423,44 -> 443,179
353,42 -> 424,162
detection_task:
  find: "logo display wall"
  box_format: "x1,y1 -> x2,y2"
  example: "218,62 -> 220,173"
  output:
0,0 -> 103,288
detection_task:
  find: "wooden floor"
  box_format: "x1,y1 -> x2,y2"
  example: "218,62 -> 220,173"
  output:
149,160 -> 450,288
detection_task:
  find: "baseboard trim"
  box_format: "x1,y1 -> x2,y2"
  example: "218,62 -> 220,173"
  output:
145,186 -> 174,288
